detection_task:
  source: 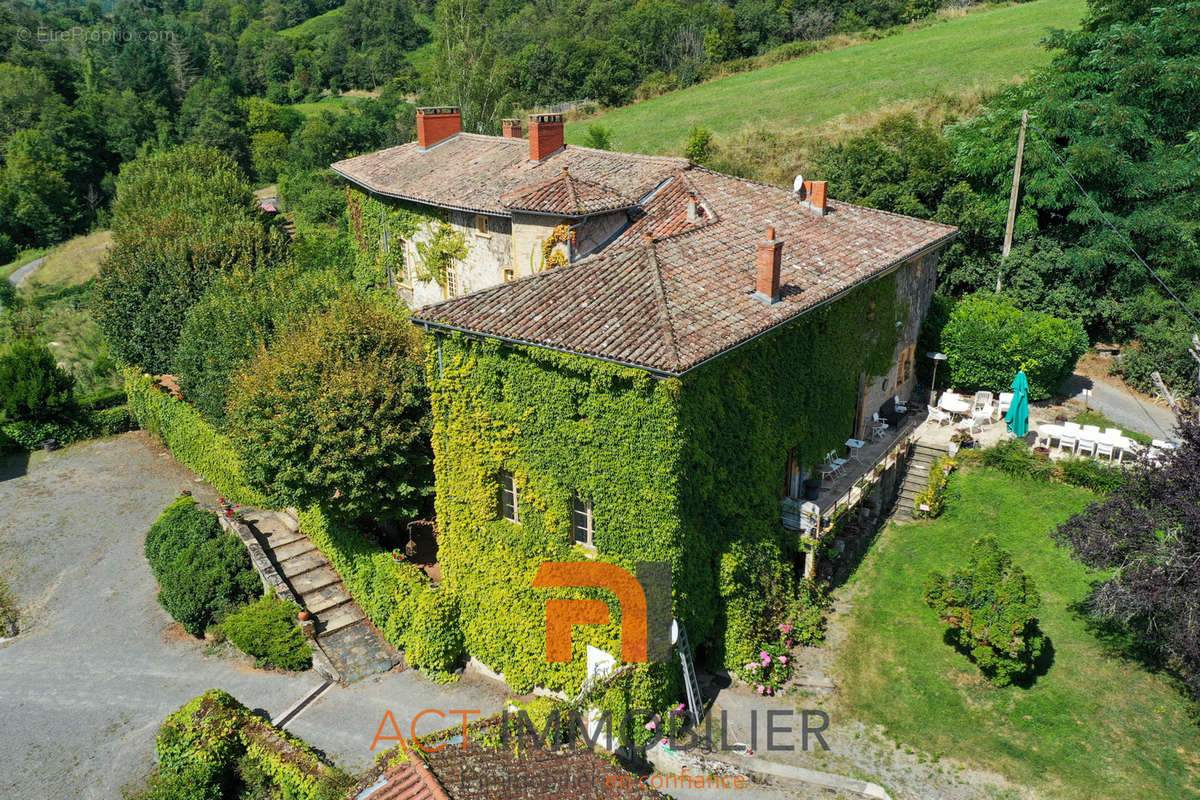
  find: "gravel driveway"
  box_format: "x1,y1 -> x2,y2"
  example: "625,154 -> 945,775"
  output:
0,433 -> 505,799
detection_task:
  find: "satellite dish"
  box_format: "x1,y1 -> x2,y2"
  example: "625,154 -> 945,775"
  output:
792,174 -> 805,194
669,619 -> 680,645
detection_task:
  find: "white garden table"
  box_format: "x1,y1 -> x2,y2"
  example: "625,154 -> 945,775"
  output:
1036,424 -> 1134,462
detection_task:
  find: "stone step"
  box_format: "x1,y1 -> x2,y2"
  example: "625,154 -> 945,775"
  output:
317,600 -> 366,636
272,538 -> 318,562
289,565 -> 343,595
278,549 -> 328,578
303,583 -> 354,614
257,527 -> 307,549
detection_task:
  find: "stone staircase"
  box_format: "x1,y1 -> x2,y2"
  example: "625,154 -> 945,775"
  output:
893,442 -> 945,521
240,509 -> 401,682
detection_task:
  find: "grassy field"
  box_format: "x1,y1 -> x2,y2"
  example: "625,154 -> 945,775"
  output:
565,0 -> 1086,155
0,247 -> 50,281
835,468 -> 1200,799
22,230 -> 111,292
278,6 -> 343,39
4,231 -> 120,393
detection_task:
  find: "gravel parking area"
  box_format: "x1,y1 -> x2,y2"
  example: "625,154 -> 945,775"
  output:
0,433 -> 505,799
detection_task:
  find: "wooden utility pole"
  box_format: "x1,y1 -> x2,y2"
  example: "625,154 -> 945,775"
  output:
997,109 -> 1029,292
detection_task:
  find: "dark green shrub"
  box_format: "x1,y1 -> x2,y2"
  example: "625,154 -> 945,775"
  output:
91,405 -> 136,436
980,439 -> 1053,480
0,338 -> 75,422
79,387 -> 126,411
405,589 -> 464,681
1058,457 -> 1124,493
144,498 -> 260,635
219,595 -> 312,671
942,295 -> 1088,401
924,536 -> 1045,686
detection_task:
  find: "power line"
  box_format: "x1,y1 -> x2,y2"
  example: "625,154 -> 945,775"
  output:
1026,122 -> 1200,331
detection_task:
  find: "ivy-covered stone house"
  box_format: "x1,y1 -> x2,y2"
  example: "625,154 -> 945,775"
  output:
332,107 -> 687,307
334,108 -> 956,700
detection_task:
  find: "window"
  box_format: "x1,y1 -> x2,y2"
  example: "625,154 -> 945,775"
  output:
499,471 -> 519,523
443,263 -> 459,298
572,496 -> 594,547
475,214 -> 490,237
503,268 -> 515,282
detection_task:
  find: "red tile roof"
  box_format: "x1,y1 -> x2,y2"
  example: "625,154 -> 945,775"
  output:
350,722 -> 666,800
413,166 -> 958,375
331,134 -> 685,216
500,168 -> 635,216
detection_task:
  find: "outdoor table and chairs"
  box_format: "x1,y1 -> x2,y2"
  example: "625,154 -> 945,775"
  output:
937,392 -> 972,419
845,437 -> 866,462
1035,422 -> 1134,462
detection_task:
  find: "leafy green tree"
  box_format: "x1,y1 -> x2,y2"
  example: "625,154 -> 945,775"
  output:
95,147 -> 284,373
924,536 -> 1045,686
177,79 -> 251,170
250,130 -> 289,182
173,259 -> 347,421
227,292 -> 432,523
941,294 -> 1088,401
813,113 -> 955,218
0,64 -> 65,155
684,125 -> 713,164
0,338 -> 75,422
3,128 -> 76,246
582,124 -> 613,151
426,0 -> 512,134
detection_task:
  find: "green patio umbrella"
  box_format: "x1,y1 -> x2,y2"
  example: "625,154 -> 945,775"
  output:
1005,370 -> 1030,437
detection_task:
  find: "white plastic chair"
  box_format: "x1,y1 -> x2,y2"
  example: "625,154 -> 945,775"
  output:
1059,434 -> 1077,454
1064,421 -> 1082,433
827,449 -> 848,477
1095,441 -> 1115,461
1104,427 -> 1122,437
998,392 -> 1014,418
973,391 -> 993,412
927,405 -> 951,426
1082,424 -> 1102,437
1076,437 -> 1096,458
893,394 -> 908,415
872,412 -> 889,439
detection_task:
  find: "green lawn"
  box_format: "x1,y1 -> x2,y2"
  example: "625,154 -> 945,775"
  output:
286,95 -> 355,118
278,6 -> 343,39
566,0 -> 1086,155
836,468 -> 1200,799
1071,409 -> 1154,446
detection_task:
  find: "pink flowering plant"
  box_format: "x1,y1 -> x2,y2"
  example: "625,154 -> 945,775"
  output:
741,636 -> 791,696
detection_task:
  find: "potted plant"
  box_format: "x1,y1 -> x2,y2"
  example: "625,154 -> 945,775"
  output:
392,549 -> 405,564
297,609 -> 311,622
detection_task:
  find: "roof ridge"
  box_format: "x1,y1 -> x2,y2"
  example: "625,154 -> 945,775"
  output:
565,143 -> 691,165
409,752 -> 452,800
564,170 -> 581,214
643,242 -> 681,365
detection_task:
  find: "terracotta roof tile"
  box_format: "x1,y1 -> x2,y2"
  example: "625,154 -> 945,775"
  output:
413,167 -> 958,375
331,135 -> 685,215
500,168 -> 636,216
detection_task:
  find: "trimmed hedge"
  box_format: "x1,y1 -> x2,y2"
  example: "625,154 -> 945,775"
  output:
942,295 -> 1088,401
145,497 -> 260,636
153,689 -> 351,800
125,369 -> 266,506
0,405 -> 136,451
219,595 -> 312,671
404,588 -> 464,681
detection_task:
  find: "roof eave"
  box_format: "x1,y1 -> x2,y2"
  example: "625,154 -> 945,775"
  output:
411,228 -> 958,380
330,166 -> 507,217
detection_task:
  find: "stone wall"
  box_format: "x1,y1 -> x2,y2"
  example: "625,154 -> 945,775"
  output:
858,248 -> 942,436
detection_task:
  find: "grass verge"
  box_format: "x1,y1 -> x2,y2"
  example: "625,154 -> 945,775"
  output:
835,467 -> 1199,798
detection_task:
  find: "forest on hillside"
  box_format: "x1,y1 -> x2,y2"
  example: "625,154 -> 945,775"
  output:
0,0 -> 1029,260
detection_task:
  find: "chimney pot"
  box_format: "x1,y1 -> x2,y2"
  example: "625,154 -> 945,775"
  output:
501,118 -> 523,138
529,113 -> 565,162
416,106 -> 461,150
755,227 -> 782,304
687,194 -> 700,224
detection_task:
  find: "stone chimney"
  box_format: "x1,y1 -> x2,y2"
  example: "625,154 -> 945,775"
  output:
529,113 -> 565,162
755,226 -> 782,304
501,118 -> 523,138
687,194 -> 701,224
416,107 -> 461,150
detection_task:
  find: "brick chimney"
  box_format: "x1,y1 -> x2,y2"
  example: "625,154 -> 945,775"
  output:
799,179 -> 828,216
755,226 -> 782,304
416,106 -> 461,150
501,118 -> 523,138
529,113 -> 565,162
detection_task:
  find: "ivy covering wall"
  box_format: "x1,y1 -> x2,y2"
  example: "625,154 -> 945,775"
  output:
346,187 -> 466,291
426,271 -> 902,700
